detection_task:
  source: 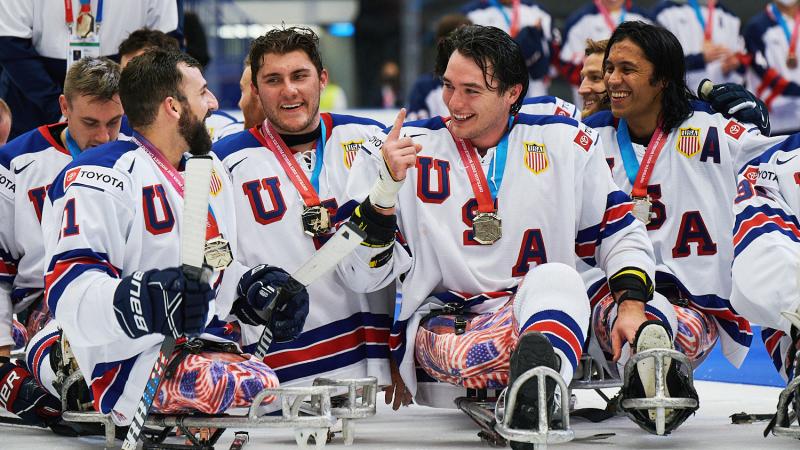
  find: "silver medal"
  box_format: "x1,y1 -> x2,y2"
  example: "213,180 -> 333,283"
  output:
472,212 -> 502,245
632,197 -> 652,225
204,236 -> 233,270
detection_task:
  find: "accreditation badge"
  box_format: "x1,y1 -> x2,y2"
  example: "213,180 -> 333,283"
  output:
67,33 -> 100,70
301,205 -> 331,236
472,212 -> 502,245
204,236 -> 233,270
632,197 -> 652,225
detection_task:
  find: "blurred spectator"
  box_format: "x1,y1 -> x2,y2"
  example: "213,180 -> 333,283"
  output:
0,98 -> 10,145
0,0 -> 179,140
406,13 -> 472,120
744,0 -> 800,135
320,81 -> 349,112
578,38 -> 609,118
238,55 -> 266,130
183,10 -> 210,69
119,28 -> 180,68
461,0 -> 557,97
354,0 -> 401,107
559,0 -> 652,106
380,61 -> 402,108
654,0 -> 745,92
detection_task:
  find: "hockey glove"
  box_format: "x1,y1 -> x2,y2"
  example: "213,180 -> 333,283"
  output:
701,80 -> 770,135
609,267 -> 653,304
112,268 -> 213,340
0,356 -> 61,427
231,264 -> 310,342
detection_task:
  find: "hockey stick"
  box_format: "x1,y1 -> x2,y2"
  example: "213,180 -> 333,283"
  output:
122,155 -> 214,450
253,221 -> 367,359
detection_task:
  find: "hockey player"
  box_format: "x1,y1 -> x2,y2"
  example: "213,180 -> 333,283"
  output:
238,55 -> 266,130
0,56 -> 123,430
653,0 -> 745,93
578,39 -> 610,118
460,1 -> 556,97
744,1 -> 800,135
28,49 -> 308,428
560,0 -> 652,106
341,25 -> 658,447
212,27 -> 394,387
582,21 -> 782,434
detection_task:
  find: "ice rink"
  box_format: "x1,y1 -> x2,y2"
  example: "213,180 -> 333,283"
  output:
0,379 -> 795,449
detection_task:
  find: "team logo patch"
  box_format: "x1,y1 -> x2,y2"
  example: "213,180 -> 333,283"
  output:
209,169 -> 223,197
573,130 -> 593,151
341,140 -> 363,169
742,166 -> 759,185
523,141 -> 549,174
725,120 -> 745,140
554,106 -> 570,117
676,127 -> 702,158
64,168 -> 81,189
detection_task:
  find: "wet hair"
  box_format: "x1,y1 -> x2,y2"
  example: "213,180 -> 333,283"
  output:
605,21 -> 695,132
248,26 -> 323,81
118,28 -> 180,58
435,25 -> 528,114
120,49 -> 201,129
585,38 -> 608,57
63,57 -> 121,103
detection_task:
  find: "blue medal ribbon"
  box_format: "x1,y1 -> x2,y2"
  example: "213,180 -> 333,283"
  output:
616,119 -> 640,185
772,3 -> 794,46
488,0 -> 513,28
688,0 -> 706,30
310,119 -> 326,193
486,116 -> 515,199
64,128 -> 83,158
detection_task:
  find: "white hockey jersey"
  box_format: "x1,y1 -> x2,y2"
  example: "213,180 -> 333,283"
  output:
205,110 -> 243,144
343,114 -> 655,391
744,4 -> 800,135
583,102 -> 783,366
42,138 -> 247,424
731,134 -> 800,334
654,0 -> 745,92
212,113 -> 394,386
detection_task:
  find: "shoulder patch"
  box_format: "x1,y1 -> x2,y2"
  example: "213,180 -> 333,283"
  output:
341,140 -> 363,169
573,123 -> 598,151
0,166 -> 14,197
676,127 -> 702,158
209,168 -> 223,197
724,120 -> 745,140
523,141 -> 549,174
64,165 -> 127,193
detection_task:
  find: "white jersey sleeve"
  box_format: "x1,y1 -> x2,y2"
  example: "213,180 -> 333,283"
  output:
0,164 -> 17,348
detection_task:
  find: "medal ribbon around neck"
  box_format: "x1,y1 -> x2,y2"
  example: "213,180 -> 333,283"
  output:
772,2 -> 800,63
64,128 -> 82,159
447,116 -> 513,214
595,0 -> 627,32
65,0 -> 103,33
133,132 -> 222,240
688,0 -> 716,41
250,119 -> 327,208
488,0 -> 522,38
616,119 -> 668,199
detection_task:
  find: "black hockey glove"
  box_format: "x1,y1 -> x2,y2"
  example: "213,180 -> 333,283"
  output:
0,356 -> 61,427
700,80 -> 770,135
608,267 -> 653,304
113,268 -> 213,339
351,198 -> 397,248
231,264 -> 310,342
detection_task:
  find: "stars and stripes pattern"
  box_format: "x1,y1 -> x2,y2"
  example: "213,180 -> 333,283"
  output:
153,351 -> 278,414
676,127 -> 702,158
576,190 -> 636,267
673,305 -> 718,362
523,141 -> 549,174
341,141 -> 362,170
209,169 -> 223,197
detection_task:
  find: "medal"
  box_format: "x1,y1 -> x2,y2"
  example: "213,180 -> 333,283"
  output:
204,236 -> 233,270
789,52 -> 798,69
75,12 -> 95,38
472,212 -> 502,245
631,197 -> 652,225
301,205 -> 331,236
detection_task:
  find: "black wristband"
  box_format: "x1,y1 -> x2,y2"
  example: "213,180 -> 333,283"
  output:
351,198 -> 397,247
609,267 -> 653,304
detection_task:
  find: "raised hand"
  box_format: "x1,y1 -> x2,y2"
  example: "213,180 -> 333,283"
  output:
381,108 -> 422,182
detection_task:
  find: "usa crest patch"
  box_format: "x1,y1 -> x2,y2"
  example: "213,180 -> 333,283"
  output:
523,141 -> 548,174
341,140 -> 362,169
676,127 -> 701,158
209,169 -> 223,197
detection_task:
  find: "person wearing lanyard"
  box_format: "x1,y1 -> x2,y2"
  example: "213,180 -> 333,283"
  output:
461,0 -> 557,97
653,0 -> 745,93
343,25 -> 656,447
583,21 -> 784,435
35,49 -> 308,430
212,28 -> 396,391
560,0 -> 652,107
0,56 -> 122,430
0,1 -> 179,140
744,1 -> 800,135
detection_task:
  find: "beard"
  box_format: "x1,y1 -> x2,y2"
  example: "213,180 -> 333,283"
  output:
179,104 -> 212,156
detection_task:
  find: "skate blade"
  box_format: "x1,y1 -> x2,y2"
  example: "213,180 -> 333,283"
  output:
635,324 -> 673,421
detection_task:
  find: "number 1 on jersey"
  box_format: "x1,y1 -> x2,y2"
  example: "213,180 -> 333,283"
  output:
62,198 -> 80,237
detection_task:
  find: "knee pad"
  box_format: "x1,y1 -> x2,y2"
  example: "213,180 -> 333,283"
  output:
514,263 -> 588,321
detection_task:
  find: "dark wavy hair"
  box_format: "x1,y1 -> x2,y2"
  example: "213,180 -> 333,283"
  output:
248,27 -> 323,82
605,21 -> 695,132
435,25 -> 528,114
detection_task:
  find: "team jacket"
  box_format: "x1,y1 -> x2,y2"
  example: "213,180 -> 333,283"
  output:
212,113 -> 394,386
341,113 -> 655,391
42,139 -> 247,424
583,101 -> 783,366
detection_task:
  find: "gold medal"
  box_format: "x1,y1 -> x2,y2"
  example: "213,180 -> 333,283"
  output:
75,12 -> 95,38
472,212 -> 502,245
204,236 -> 233,270
788,53 -> 798,69
301,205 -> 331,236
632,197 -> 652,225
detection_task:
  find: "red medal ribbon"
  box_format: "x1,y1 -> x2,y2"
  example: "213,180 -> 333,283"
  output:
631,127 -> 668,199
790,9 -> 800,61
509,0 -> 521,38
134,134 -> 221,240
250,120 -> 323,208
705,0 -> 716,42
64,0 -> 74,24
447,121 -> 496,214
595,0 -> 619,33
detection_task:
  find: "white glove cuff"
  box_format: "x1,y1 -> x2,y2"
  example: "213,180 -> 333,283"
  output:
368,159 -> 404,209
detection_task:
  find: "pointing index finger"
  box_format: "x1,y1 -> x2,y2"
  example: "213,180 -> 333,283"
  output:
386,108 -> 407,142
